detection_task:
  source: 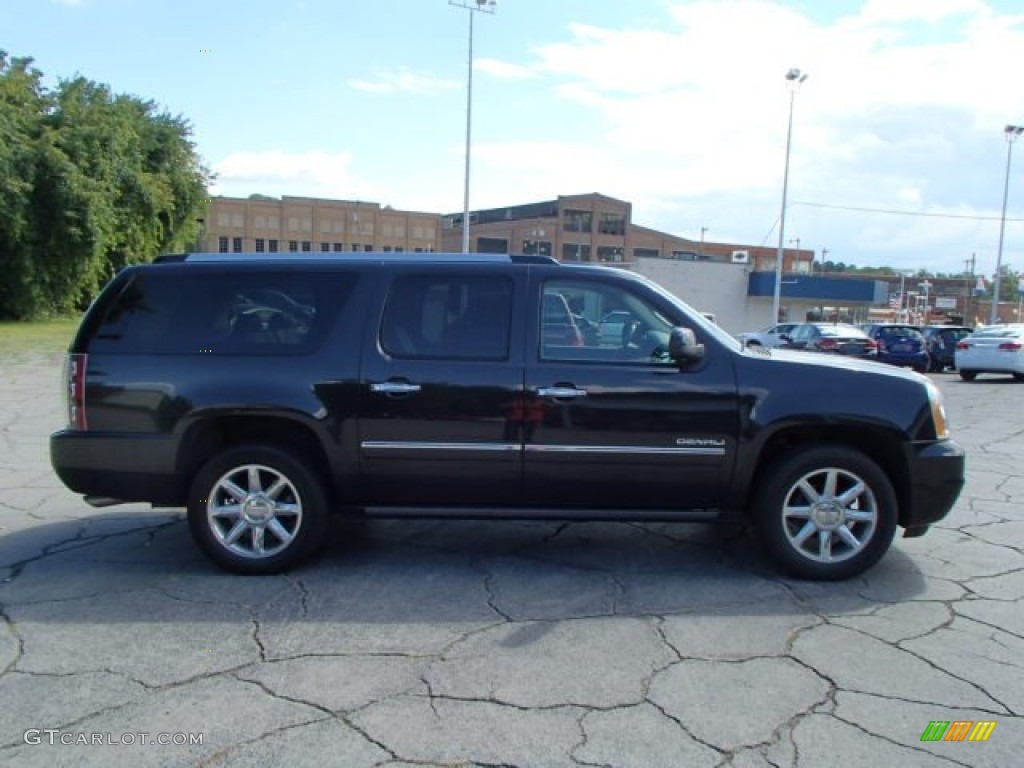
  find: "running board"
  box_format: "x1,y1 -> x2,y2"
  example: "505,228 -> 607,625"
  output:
361,506 -> 722,522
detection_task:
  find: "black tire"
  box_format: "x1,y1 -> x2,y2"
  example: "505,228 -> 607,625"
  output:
753,445 -> 897,580
959,370 -> 977,381
188,444 -> 330,574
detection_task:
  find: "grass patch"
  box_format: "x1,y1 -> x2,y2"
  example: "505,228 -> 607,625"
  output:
0,317 -> 79,359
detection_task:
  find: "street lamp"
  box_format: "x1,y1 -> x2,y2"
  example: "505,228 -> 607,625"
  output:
699,226 -> 709,255
992,124 -> 1023,323
449,0 -> 496,254
772,68 -> 808,322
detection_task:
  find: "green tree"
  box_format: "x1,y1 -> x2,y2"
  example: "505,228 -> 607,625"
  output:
0,52 -> 47,318
0,52 -> 211,319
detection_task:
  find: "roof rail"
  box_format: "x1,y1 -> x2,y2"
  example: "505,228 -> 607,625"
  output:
170,252 -> 560,266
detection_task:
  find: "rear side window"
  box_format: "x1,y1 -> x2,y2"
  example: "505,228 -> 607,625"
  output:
87,269 -> 355,355
381,275 -> 512,360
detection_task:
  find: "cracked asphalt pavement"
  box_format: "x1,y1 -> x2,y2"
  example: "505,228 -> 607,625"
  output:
1,352 -> 1021,767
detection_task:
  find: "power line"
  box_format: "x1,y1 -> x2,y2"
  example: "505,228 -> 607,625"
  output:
791,201 -> 1024,222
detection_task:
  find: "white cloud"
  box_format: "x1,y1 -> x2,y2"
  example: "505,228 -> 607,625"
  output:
348,67 -> 460,95
211,150 -> 388,201
474,58 -> 534,79
477,0 -> 1024,273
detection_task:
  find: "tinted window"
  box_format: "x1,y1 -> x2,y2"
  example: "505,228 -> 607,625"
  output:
89,269 -> 353,355
381,275 -> 512,361
541,278 -> 675,364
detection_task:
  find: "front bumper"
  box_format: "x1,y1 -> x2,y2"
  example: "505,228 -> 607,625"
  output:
902,439 -> 965,529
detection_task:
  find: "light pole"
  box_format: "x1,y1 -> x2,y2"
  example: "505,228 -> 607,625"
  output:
992,125 -> 1023,323
772,68 -> 808,322
699,226 -> 708,256
450,0 -> 496,254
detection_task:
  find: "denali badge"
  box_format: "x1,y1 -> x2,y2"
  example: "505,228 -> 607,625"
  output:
676,437 -> 726,448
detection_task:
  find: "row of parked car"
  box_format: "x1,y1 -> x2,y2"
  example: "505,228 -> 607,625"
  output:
737,322 -> 1024,381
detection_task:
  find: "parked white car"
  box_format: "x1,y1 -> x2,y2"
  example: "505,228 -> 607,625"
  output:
955,324 -> 1024,381
736,323 -> 799,348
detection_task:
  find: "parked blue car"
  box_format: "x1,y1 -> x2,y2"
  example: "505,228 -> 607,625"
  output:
860,323 -> 930,373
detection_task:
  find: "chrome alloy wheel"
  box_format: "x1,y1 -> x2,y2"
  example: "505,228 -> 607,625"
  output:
780,466 -> 878,563
207,464 -> 303,559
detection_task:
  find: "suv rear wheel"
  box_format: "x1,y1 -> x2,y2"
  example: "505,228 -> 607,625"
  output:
754,445 -> 897,580
187,444 -> 329,574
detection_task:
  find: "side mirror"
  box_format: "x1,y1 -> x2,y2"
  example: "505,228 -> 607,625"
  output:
669,327 -> 705,363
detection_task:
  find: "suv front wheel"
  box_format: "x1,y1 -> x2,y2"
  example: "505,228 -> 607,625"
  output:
187,444 -> 330,574
754,445 -> 897,580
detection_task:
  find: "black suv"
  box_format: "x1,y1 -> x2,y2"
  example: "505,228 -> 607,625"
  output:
50,253 -> 965,580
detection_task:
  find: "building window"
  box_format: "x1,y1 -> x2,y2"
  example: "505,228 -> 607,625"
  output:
231,214 -> 244,228
562,244 -> 590,262
394,246 -> 404,253
217,213 -> 230,227
269,239 -> 279,253
255,215 -> 266,229
363,244 -> 374,252
301,241 -> 311,252
233,237 -> 243,253
320,242 -> 330,252
289,241 -> 298,252
218,236 -> 229,253
477,237 -> 508,254
597,246 -> 624,263
523,240 -> 550,257
633,248 -> 660,259
598,212 -> 626,236
671,251 -> 697,261
563,209 -> 592,233
255,238 -> 265,253
383,246 -> 392,252
333,242 -> 343,252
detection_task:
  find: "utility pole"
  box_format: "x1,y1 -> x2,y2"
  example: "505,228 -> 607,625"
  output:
964,253 -> 976,325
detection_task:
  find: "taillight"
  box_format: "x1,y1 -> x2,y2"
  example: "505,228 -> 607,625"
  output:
818,339 -> 838,350
999,342 -> 1022,351
864,340 -> 878,350
64,353 -> 88,430
956,341 -> 970,350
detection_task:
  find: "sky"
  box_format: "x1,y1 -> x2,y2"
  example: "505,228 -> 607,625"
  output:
6,0 -> 1024,276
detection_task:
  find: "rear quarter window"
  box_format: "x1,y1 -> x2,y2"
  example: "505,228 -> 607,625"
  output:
86,269 -> 355,355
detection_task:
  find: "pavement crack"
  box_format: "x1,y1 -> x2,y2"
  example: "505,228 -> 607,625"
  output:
0,603 -> 24,675
828,712 -> 975,768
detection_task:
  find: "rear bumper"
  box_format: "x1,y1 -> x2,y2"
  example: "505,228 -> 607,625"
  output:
50,430 -> 184,506
879,351 -> 929,369
902,439 -> 965,529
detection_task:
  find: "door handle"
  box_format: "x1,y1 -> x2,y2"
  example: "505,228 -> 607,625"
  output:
536,386 -> 587,399
371,381 -> 422,394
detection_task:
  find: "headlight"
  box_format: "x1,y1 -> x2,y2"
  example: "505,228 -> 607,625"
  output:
925,381 -> 949,439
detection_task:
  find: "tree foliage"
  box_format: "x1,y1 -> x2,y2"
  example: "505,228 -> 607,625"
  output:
0,51 -> 210,319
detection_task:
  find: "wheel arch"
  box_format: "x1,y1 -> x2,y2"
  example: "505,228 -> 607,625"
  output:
745,425 -> 912,528
174,413 -> 334,506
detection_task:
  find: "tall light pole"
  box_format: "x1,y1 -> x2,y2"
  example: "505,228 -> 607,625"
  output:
450,0 -> 496,254
992,124 -> 1023,323
772,68 -> 808,323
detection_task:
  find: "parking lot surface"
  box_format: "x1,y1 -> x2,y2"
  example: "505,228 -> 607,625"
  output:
1,352 -> 1021,767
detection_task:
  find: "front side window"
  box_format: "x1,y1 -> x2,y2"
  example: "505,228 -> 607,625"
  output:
381,275 -> 513,361
540,279 -> 676,364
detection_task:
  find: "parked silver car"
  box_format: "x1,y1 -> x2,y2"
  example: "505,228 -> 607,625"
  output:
954,324 -> 1024,381
737,323 -> 799,349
